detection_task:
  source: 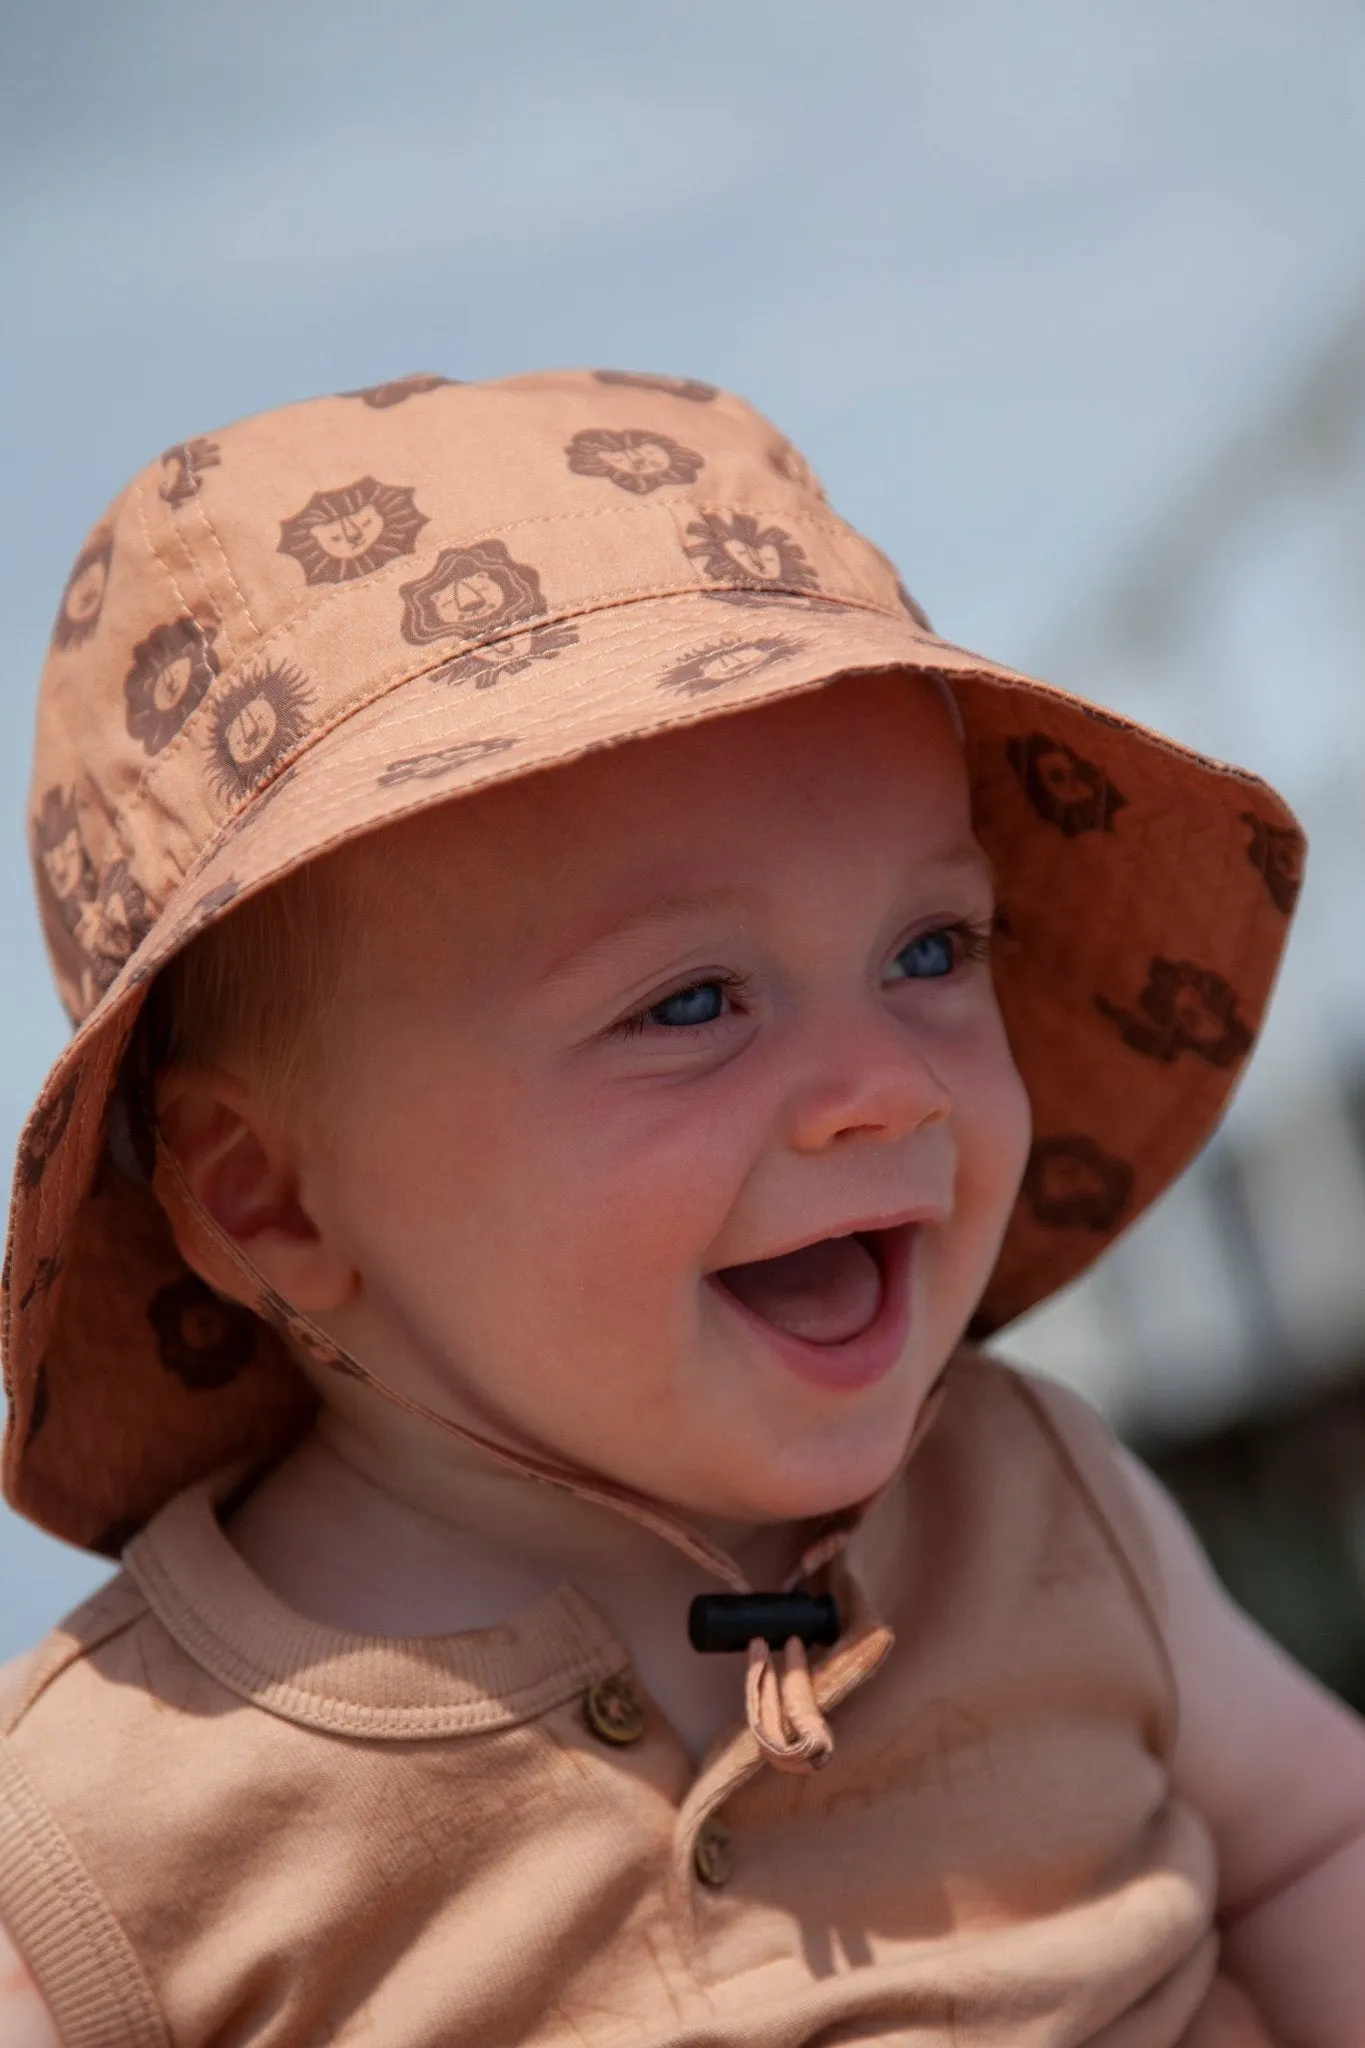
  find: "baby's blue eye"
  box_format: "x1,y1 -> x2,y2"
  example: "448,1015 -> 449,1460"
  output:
890,930 -> 956,980
649,981 -> 726,1028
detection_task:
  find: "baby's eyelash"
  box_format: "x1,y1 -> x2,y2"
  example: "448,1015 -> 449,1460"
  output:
614,969 -> 754,1037
952,916 -> 996,964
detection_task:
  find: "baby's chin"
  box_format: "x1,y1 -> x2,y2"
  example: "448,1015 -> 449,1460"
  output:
637,1392 -> 929,1536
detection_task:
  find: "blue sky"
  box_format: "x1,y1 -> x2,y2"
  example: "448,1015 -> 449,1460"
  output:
3,0 -> 1365,1654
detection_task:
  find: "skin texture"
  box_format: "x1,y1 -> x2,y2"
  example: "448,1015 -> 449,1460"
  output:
3,674 -> 1364,2043
170,673 -> 1033,1539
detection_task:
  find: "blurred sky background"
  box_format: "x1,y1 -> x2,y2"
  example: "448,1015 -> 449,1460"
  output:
5,0 -> 1365,1657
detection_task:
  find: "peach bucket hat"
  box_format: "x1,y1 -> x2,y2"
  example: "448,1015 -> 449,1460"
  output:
2,367 -> 1304,1557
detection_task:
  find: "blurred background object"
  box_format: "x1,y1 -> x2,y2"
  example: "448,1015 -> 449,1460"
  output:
3,0 -> 1365,1697
1004,290 -> 1365,1707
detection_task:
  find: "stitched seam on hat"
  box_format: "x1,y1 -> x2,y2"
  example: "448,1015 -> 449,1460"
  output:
130,473 -> 242,672
127,593 -> 925,913
245,494 -> 872,659
84,605 -> 925,1027
136,638 -> 1210,969
128,558 -> 898,811
146,632 -> 993,927
123,579 -> 898,844
185,489 -> 263,641
44,475 -> 213,895
135,492 -> 880,721
130,587 -> 914,892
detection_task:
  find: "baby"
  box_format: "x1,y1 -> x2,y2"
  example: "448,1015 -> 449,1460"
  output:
0,369 -> 1361,2048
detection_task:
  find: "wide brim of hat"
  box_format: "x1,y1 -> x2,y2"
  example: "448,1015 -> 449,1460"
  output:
2,587 -> 1302,1550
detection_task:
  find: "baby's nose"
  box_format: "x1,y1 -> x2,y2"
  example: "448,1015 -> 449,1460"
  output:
784,1014 -> 951,1153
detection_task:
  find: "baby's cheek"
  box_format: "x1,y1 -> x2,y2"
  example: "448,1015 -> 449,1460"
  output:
994,1054 -> 1034,1191
558,1180 -> 701,1324
955,1035 -> 1032,1223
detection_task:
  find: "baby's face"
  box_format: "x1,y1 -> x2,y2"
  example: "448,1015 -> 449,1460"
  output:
301,674 -> 1031,1524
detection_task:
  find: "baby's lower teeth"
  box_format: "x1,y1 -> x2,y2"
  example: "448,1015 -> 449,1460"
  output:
720,1236 -> 882,1344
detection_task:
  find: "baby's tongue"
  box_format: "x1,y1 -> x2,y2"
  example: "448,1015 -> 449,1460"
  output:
718,1235 -> 882,1345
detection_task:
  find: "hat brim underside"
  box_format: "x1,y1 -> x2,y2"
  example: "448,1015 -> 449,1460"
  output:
1,589 -> 1301,1550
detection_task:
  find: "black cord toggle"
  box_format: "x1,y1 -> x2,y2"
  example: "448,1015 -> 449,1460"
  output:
687,1591 -> 841,1654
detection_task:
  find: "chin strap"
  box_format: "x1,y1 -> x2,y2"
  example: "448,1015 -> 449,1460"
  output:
151,1128 -> 943,1775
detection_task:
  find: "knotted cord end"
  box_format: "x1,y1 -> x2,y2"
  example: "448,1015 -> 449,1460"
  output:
745,1635 -> 835,1773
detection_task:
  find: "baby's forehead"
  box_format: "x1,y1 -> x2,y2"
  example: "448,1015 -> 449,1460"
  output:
344,673 -> 976,942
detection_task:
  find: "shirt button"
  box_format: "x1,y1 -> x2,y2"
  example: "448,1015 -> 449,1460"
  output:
692,1816 -> 734,1888
584,1673 -> 646,1746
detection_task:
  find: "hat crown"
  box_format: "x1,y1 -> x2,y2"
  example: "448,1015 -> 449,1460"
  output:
32,368 -> 915,1024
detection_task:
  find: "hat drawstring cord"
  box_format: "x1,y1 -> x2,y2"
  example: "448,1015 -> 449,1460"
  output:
148,1123 -> 851,1773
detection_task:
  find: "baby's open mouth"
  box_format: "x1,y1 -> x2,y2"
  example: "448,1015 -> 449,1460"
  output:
715,1232 -> 888,1346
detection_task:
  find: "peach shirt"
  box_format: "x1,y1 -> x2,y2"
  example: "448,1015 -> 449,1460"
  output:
0,1354 -> 1273,2048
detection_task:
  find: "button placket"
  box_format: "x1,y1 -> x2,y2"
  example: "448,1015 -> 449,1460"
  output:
692,1815 -> 733,1888
583,1671 -> 647,1746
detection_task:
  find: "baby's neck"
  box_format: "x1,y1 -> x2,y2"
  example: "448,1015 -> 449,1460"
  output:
222,1418 -> 815,1761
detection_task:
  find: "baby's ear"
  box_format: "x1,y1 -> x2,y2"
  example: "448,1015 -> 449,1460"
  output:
152,1067 -> 356,1315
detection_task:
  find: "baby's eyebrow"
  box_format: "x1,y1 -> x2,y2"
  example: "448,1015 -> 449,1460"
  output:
930,841 -> 999,894
537,847 -> 995,994
535,890 -> 751,991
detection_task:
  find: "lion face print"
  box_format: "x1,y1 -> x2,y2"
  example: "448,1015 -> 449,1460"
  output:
1242,811 -> 1303,915
278,477 -> 429,585
139,876 -> 245,972
344,373 -> 459,408
661,634 -> 804,696
683,511 -> 819,592
149,1275 -> 256,1390
191,878 -> 244,922
1006,732 -> 1127,838
17,1255 -> 63,1315
768,437 -> 825,499
31,794 -> 98,1018
33,786 -> 94,918
43,825 -> 89,907
17,1077 -> 77,1191
159,437 -> 221,507
1022,1135 -> 1134,1233
75,860 -> 152,993
565,427 -> 705,495
52,530 -> 113,649
700,587 -> 822,612
206,663 -> 313,799
124,616 -> 221,755
399,538 -> 548,647
432,622 -> 579,690
592,369 -> 718,403
21,1367 -> 50,1448
1095,958 -> 1253,1069
378,735 -> 520,788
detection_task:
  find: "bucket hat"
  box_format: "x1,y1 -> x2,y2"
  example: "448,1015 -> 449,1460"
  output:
2,367 -> 1304,1558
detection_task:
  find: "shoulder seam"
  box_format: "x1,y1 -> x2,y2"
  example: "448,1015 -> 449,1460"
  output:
0,1577 -> 149,1736
1002,1366 -> 1180,1762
